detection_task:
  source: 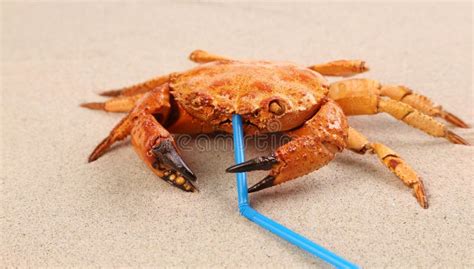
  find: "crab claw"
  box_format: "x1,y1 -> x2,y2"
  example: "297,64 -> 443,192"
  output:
130,113 -> 198,192
248,175 -> 276,193
226,155 -> 280,193
226,155 -> 278,173
152,140 -> 197,185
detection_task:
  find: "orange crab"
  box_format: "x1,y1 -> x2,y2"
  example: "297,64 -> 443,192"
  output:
82,50 -> 470,209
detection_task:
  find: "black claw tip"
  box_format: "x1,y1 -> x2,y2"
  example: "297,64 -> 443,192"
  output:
152,140 -> 197,182
248,175 -> 276,193
226,155 -> 278,173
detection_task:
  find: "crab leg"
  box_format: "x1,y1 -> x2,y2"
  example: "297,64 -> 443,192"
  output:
81,94 -> 144,112
88,113 -> 134,162
347,127 -> 428,208
329,79 -> 470,145
188,49 -> 231,63
380,85 -> 470,128
98,74 -> 170,97
88,84 -> 171,162
378,98 -> 469,144
227,99 -> 348,192
308,60 -> 369,77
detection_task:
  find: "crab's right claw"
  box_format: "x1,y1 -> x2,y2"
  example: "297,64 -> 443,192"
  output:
130,113 -> 197,192
152,140 -> 197,192
152,140 -> 197,182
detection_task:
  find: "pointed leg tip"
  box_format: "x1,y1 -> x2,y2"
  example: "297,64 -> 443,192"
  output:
80,102 -> 105,110
417,197 -> 429,209
443,112 -> 470,128
413,181 -> 429,209
88,155 -> 98,163
446,131 -> 470,145
417,194 -> 429,209
454,121 -> 471,129
99,89 -> 122,97
360,61 -> 370,72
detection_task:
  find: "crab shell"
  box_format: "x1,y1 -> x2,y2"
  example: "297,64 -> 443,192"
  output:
169,61 -> 329,133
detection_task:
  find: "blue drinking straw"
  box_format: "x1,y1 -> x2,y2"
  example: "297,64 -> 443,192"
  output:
231,114 -> 358,269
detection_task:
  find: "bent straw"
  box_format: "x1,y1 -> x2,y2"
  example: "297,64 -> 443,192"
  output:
231,114 -> 358,269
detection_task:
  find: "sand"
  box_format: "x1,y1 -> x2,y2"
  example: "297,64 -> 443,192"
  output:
1,2 -> 473,268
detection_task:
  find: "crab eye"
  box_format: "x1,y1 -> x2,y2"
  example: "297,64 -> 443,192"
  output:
269,100 -> 285,115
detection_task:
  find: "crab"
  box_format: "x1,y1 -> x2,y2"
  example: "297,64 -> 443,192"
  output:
82,50 -> 470,209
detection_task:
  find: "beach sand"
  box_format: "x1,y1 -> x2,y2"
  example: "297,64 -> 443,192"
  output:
1,2 -> 473,267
